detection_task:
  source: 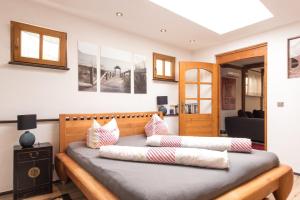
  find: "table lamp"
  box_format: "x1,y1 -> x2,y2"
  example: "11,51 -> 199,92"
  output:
17,114 -> 37,148
157,96 -> 168,115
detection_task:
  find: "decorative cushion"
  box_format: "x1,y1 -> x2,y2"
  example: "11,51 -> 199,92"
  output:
238,110 -> 247,117
229,138 -> 252,153
144,114 -> 169,137
86,119 -> 120,148
147,135 -> 252,153
245,111 -> 254,118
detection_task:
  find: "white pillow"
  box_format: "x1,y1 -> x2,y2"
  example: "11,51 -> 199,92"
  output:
86,119 -> 120,148
144,114 -> 169,137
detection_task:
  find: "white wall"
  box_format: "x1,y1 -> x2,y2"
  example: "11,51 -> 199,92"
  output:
192,21 -> 300,173
220,68 -> 242,130
0,0 -> 188,192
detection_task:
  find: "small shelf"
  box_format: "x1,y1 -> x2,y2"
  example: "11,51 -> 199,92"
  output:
9,61 -> 70,71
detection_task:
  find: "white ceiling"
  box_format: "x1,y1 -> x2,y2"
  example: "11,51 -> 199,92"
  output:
31,0 -> 300,51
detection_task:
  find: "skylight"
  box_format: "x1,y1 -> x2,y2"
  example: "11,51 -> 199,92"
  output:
149,0 -> 273,34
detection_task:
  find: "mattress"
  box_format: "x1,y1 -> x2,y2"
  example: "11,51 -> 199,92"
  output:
66,135 -> 279,200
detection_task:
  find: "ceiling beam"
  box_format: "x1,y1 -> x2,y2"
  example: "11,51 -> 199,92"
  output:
244,62 -> 264,69
221,64 -> 241,70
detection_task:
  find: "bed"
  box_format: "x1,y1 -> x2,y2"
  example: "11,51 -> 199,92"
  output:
55,112 -> 293,200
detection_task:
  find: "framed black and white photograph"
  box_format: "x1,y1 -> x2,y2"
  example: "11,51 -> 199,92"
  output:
100,47 -> 132,93
133,54 -> 147,94
78,42 -> 98,92
288,36 -> 300,78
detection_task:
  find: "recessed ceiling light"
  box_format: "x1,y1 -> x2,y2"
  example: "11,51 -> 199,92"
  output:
160,29 -> 167,33
149,0 -> 273,34
116,12 -> 123,17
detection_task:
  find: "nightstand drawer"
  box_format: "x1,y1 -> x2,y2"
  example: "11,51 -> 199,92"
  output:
17,150 -> 50,161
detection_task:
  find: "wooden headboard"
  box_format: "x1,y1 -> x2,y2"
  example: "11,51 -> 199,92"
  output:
59,111 -> 163,152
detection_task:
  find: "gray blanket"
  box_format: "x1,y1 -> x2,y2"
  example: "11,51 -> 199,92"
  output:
67,135 -> 279,200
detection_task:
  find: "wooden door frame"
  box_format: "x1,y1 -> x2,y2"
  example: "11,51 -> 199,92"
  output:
216,43 -> 268,150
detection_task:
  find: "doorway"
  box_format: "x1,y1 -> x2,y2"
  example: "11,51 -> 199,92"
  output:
216,43 -> 267,150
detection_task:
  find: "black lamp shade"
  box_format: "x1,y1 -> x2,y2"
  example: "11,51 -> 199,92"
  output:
157,96 -> 168,105
17,114 -> 37,130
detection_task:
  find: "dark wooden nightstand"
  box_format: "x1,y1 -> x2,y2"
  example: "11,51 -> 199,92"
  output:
13,143 -> 53,200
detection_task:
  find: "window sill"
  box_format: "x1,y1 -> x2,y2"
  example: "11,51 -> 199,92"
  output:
153,78 -> 178,83
9,61 -> 70,71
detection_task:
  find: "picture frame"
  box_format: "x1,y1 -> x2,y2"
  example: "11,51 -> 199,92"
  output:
221,77 -> 236,110
288,36 -> 300,78
78,42 -> 98,92
100,47 -> 132,93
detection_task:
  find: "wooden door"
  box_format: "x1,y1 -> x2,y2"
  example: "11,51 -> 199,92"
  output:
179,62 -> 219,136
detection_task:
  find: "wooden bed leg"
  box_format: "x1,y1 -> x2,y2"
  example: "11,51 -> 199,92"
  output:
55,154 -> 69,184
273,168 -> 293,200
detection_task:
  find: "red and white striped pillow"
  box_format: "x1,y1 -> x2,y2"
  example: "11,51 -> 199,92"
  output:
86,119 -> 120,148
144,114 -> 169,137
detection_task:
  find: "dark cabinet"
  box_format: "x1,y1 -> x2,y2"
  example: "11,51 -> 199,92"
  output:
13,143 -> 53,199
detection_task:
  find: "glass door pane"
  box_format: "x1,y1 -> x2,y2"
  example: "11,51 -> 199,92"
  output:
199,69 -> 212,114
184,99 -> 198,114
185,68 -> 198,82
183,67 -> 213,115
199,100 -> 212,114
185,84 -> 198,98
184,68 -> 199,114
200,84 -> 212,98
200,69 -> 212,82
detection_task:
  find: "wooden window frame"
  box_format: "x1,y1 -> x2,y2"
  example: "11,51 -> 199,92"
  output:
10,21 -> 68,70
153,52 -> 176,81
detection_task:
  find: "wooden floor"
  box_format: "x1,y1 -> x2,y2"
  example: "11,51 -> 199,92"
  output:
1,175 -> 299,200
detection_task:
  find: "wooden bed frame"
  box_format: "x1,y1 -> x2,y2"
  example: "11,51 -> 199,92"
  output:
55,112 -> 293,200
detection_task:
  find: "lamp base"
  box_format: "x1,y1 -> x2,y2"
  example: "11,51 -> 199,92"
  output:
19,131 -> 35,148
158,105 -> 167,116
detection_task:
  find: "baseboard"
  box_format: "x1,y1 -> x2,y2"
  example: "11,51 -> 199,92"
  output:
0,190 -> 12,196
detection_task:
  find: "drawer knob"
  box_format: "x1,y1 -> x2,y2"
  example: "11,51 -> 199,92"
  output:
28,167 -> 40,178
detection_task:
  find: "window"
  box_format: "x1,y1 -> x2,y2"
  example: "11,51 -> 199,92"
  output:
245,71 -> 262,96
10,21 -> 68,70
153,52 -> 176,81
